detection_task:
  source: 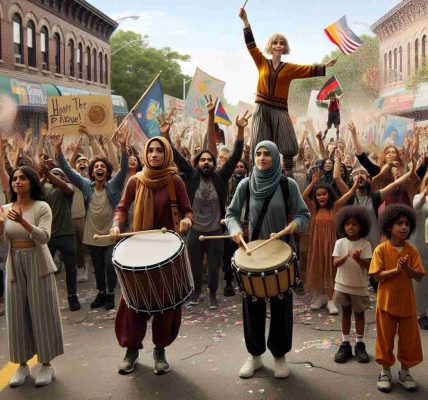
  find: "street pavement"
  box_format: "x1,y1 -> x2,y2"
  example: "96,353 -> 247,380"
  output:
0,269 -> 427,400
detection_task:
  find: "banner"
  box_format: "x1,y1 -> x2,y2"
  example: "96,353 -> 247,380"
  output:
184,68 -> 225,122
380,115 -> 413,147
48,95 -> 114,136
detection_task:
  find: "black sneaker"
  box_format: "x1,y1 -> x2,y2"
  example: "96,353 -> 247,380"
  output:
209,293 -> 219,309
105,294 -> 115,310
153,347 -> 170,375
118,348 -> 139,375
354,342 -> 370,363
68,294 -> 81,311
334,341 -> 352,363
188,290 -> 201,305
90,291 -> 106,309
223,284 -> 235,297
418,316 -> 428,330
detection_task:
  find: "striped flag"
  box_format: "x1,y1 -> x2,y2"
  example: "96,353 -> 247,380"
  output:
214,101 -> 232,126
316,75 -> 343,108
324,16 -> 362,55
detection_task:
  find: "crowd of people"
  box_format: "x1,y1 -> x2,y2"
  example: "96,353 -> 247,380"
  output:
0,5 -> 427,395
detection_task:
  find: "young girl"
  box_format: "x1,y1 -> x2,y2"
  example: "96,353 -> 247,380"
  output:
333,206 -> 372,364
369,205 -> 425,393
303,160 -> 358,314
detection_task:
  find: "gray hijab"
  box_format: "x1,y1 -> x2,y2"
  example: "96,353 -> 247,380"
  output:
250,140 -> 281,199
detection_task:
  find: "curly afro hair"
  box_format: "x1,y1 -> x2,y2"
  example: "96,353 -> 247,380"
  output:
379,204 -> 416,240
335,205 -> 371,239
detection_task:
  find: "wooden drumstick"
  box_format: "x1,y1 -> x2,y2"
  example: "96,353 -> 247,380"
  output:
93,227 -> 167,239
199,234 -> 233,241
220,219 -> 226,225
248,227 -> 288,254
239,234 -> 252,256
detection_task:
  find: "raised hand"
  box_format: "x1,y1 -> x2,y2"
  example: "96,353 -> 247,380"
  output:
347,122 -> 357,136
204,95 -> 218,115
236,111 -> 253,129
311,169 -> 320,184
49,133 -> 64,148
37,160 -> 49,176
156,112 -> 173,138
325,58 -> 338,68
115,127 -> 129,149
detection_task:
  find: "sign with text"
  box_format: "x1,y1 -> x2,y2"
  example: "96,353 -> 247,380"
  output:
48,95 -> 114,136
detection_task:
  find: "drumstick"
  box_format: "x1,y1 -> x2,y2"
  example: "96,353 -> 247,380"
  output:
199,234 -> 233,241
239,234 -> 252,256
93,227 -> 167,239
248,227 -> 289,254
220,219 -> 226,225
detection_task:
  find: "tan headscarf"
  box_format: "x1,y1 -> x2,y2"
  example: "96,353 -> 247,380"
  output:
132,137 -> 177,231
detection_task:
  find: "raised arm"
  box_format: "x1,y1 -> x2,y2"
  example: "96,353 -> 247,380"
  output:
239,7 -> 265,68
335,176 -> 358,208
333,148 -> 350,195
379,161 -> 418,201
315,132 -> 329,160
108,127 -> 129,190
302,171 -> 318,205
103,134 -> 121,173
37,160 -> 74,197
0,139 -> 10,193
204,96 -> 218,158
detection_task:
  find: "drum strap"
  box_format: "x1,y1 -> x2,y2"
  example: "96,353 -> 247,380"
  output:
167,177 -> 180,233
250,190 -> 275,241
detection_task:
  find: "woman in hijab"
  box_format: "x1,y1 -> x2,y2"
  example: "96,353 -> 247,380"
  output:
110,137 -> 194,376
226,141 -> 310,379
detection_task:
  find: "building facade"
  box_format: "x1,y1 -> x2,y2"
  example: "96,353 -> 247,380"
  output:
0,0 -> 127,134
371,0 -> 428,119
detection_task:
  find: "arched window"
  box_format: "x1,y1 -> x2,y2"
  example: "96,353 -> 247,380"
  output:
104,54 -> 108,85
415,38 -> 419,71
99,52 -> 103,84
41,27 -> 49,70
93,49 -> 97,82
77,43 -> 83,79
27,20 -> 36,67
388,50 -> 392,83
68,39 -> 75,77
399,46 -> 403,80
423,35 -> 427,67
54,33 -> 61,73
384,53 -> 388,84
86,46 -> 91,80
393,48 -> 397,82
13,14 -> 24,64
408,42 -> 411,76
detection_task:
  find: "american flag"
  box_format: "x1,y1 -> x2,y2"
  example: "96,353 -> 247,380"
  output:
324,16 -> 363,55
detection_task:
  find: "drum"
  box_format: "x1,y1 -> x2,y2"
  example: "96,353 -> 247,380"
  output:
232,239 -> 297,299
113,230 -> 194,313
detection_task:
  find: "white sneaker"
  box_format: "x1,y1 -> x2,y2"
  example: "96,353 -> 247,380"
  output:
238,355 -> 263,378
9,365 -> 30,387
35,365 -> 56,387
309,295 -> 327,310
77,266 -> 89,283
398,370 -> 417,391
327,300 -> 339,315
377,371 -> 392,392
274,356 -> 290,378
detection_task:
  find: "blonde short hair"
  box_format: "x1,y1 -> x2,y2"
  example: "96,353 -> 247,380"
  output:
265,33 -> 290,55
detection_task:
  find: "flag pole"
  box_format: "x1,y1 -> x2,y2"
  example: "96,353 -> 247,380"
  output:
335,53 -> 343,61
114,70 -> 163,136
242,0 -> 248,8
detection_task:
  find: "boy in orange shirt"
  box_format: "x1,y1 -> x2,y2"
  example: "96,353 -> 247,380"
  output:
369,205 -> 425,393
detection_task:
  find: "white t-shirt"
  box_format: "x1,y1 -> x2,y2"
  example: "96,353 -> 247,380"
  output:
332,238 -> 372,296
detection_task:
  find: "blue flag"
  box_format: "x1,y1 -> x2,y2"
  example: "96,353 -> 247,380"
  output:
133,78 -> 164,138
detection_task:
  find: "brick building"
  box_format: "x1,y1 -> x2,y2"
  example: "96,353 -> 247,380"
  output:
0,0 -> 127,134
371,0 -> 428,120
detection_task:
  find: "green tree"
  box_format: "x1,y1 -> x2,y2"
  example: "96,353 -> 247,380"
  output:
407,65 -> 428,89
111,30 -> 192,108
289,34 -> 380,116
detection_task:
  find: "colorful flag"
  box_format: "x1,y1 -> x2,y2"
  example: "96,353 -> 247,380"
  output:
324,16 -> 363,55
316,75 -> 343,108
214,101 -> 232,126
133,77 -> 164,138
184,68 -> 225,122
127,113 -> 148,154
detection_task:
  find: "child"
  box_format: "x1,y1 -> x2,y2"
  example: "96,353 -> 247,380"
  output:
333,205 -> 372,364
322,91 -> 341,142
369,205 -> 425,393
303,168 -> 358,314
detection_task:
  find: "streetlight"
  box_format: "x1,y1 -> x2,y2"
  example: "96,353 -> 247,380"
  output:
111,39 -> 144,55
115,15 -> 140,23
183,77 -> 192,101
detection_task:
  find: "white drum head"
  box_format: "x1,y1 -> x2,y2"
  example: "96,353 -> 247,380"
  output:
114,231 -> 183,268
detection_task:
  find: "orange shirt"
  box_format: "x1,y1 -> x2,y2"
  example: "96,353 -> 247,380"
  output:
369,241 -> 426,317
244,26 -> 325,110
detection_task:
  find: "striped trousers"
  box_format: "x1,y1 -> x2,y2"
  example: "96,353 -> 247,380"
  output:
250,103 -> 298,159
6,249 -> 64,364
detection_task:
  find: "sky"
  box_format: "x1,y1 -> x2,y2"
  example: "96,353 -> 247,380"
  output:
88,0 -> 401,104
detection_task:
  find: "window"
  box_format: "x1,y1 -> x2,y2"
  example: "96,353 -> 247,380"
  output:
27,21 -> 36,67
423,35 -> 427,67
99,52 -> 103,84
408,42 -> 411,76
415,38 -> 419,71
13,14 -> 24,64
393,48 -> 397,82
388,50 -> 392,83
41,27 -> 49,70
104,54 -> 108,85
54,33 -> 61,73
77,43 -> 83,79
93,49 -> 97,82
68,39 -> 75,77
399,46 -> 402,80
384,53 -> 387,84
86,46 -> 91,80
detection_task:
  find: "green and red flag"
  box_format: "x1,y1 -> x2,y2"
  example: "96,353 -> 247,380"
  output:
316,75 -> 343,108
